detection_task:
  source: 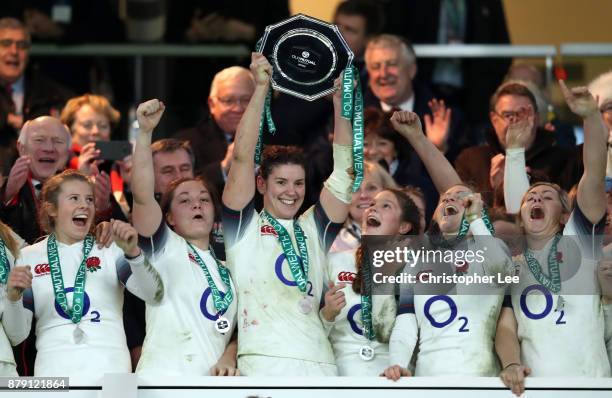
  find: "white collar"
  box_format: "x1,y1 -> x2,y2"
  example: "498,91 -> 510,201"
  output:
380,94 -> 415,113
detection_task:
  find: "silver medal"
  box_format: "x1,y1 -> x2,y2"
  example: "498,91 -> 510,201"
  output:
215,317 -> 231,334
298,297 -> 313,314
555,295 -> 565,312
73,325 -> 85,344
359,345 -> 375,361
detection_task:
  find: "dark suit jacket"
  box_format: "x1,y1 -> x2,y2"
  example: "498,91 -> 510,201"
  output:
0,179 -> 42,245
0,67 -> 73,175
173,116 -> 229,177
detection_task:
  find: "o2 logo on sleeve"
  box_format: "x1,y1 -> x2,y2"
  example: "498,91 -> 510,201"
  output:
519,284 -> 566,325
423,295 -> 469,333
54,287 -> 101,322
274,254 -> 314,298
200,287 -> 228,321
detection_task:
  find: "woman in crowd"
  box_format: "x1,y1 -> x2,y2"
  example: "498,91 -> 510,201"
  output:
130,99 -> 239,376
496,81 -> 611,396
61,94 -> 131,219
383,111 -> 513,380
3,170 -> 162,377
0,221 -> 24,375
330,161 -> 396,253
324,188 -> 420,375
221,53 -> 352,375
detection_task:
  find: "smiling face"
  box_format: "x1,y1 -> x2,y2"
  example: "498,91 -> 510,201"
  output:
208,73 -> 255,136
70,105 -> 111,147
364,133 -> 396,166
365,45 -> 415,106
433,185 -> 472,235
18,117 -> 70,181
48,179 -> 95,244
166,180 -> 215,241
258,164 -> 306,220
0,27 -> 29,84
363,190 -> 412,236
349,171 -> 384,224
520,184 -> 566,237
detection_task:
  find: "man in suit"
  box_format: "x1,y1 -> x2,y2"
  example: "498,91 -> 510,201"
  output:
173,66 -> 254,178
0,17 -> 72,176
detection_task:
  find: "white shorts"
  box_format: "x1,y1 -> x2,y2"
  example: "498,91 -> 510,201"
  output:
238,355 -> 338,376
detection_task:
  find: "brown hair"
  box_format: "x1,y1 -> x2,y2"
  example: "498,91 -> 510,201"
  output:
39,170 -> 94,234
151,138 -> 196,168
353,188 -> 420,294
0,221 -> 19,259
60,94 -> 121,130
260,145 -> 306,180
489,82 -> 538,113
160,176 -> 221,222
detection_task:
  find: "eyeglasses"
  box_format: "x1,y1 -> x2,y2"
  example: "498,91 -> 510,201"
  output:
493,110 -> 522,122
0,39 -> 31,50
213,96 -> 251,107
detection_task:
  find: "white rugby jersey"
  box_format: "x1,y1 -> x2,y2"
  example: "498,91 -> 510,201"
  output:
508,207 -> 611,377
222,200 -> 342,366
326,250 -> 392,376
393,221 -> 511,376
136,223 -> 237,375
10,237 -> 155,376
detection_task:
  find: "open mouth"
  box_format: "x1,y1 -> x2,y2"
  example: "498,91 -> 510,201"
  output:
192,214 -> 204,221
72,214 -> 88,227
366,215 -> 381,227
530,206 -> 545,220
38,157 -> 56,164
357,203 -> 371,209
279,199 -> 296,206
444,205 -> 459,216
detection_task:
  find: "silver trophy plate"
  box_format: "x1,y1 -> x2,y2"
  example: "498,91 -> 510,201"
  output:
259,14 -> 354,101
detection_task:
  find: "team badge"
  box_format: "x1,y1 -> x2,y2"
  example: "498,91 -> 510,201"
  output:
337,271 -> 356,283
260,225 -> 279,237
86,257 -> 101,273
34,263 -> 50,277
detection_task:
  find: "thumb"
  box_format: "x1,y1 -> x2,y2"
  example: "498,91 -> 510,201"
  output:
327,280 -> 335,290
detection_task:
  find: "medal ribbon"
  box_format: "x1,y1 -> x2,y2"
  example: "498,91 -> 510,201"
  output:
261,210 -> 309,293
47,234 -> 94,324
360,244 -> 375,341
0,238 -> 9,284
186,242 -> 234,313
524,234 -> 561,293
254,39 -> 277,165
341,66 -> 364,192
434,207 -> 495,249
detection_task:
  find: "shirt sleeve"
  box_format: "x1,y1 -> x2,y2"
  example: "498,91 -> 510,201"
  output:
222,198 -> 256,249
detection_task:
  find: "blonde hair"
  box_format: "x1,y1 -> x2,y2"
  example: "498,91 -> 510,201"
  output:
60,94 -> 120,131
0,221 -> 19,259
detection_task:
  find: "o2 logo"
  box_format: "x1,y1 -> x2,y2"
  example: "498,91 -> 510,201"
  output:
54,287 -> 101,322
423,295 -> 469,332
519,284 -> 566,325
200,287 -> 228,321
347,304 -> 363,336
274,254 -> 314,298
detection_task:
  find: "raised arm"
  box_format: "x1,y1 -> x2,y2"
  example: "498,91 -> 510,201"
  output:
503,109 -> 534,214
222,53 -> 271,211
560,80 -> 607,223
390,111 -> 461,193
319,76 -> 354,223
131,99 -> 166,237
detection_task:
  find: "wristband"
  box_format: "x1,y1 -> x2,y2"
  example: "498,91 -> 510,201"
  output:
503,363 -> 521,370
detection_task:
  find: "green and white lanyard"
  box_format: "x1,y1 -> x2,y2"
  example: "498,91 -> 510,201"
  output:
433,207 -> 495,249
186,242 -> 233,313
261,210 -> 309,293
0,238 -> 9,285
524,234 -> 562,294
360,246 -> 374,341
341,66 -> 364,193
47,234 -> 94,324
254,38 -> 277,165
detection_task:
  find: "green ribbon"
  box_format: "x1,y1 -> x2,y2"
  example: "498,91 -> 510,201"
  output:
360,245 -> 375,341
0,238 -> 9,285
187,242 -> 234,313
340,66 -> 364,193
524,234 -> 562,293
254,39 -> 277,165
48,234 -> 94,324
261,210 -> 309,293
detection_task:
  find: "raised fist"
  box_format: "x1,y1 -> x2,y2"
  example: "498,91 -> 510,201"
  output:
136,99 -> 165,133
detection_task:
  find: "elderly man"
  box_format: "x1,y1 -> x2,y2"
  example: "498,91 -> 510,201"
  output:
0,116 -> 70,243
454,81 -> 577,207
174,66 -> 254,176
0,17 -> 72,176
